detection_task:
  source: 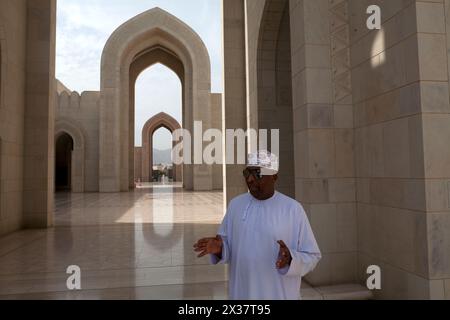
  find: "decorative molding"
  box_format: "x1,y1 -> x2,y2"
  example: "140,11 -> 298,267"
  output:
329,0 -> 353,104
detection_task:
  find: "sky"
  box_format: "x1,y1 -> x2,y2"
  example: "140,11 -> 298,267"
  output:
56,0 -> 222,149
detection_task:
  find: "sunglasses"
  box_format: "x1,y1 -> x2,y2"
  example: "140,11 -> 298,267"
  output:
243,168 -> 264,181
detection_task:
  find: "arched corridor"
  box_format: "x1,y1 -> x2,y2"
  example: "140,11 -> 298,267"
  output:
2,0 -> 450,300
100,8 -> 214,192
137,112 -> 182,184
0,7 -> 230,299
134,62 -> 183,185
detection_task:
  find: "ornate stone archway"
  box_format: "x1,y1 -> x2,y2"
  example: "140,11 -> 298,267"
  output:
55,119 -> 86,193
130,47 -> 184,187
99,7 -> 213,192
140,112 -> 182,183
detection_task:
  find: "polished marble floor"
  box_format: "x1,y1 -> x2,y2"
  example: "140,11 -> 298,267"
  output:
0,183 -> 230,299
0,183 -> 331,300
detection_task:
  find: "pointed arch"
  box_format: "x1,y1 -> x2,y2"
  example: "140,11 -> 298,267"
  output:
99,7 -> 212,192
140,112 -> 181,182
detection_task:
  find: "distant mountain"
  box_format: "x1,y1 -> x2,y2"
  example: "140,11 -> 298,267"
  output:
153,148 -> 172,165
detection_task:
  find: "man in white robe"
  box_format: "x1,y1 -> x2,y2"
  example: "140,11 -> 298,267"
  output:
194,151 -> 321,300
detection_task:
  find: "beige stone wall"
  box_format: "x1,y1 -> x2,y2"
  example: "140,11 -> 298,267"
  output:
0,0 -> 27,236
240,0 -> 359,286
278,0 -> 450,299
56,90 -> 100,192
438,0 -> 450,299
351,0 -> 421,298
0,0 -> 56,235
349,0 -> 450,299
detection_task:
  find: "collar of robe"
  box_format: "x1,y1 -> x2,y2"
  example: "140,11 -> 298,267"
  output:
242,191 -> 278,221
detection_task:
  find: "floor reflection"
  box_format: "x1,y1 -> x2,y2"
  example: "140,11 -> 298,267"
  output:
0,184 -> 228,299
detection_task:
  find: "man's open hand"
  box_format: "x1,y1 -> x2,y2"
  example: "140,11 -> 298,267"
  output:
193,235 -> 223,258
276,240 -> 292,269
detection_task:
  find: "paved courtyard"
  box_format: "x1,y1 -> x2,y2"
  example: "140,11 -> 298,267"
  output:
0,184 -> 229,299
0,183 -> 370,300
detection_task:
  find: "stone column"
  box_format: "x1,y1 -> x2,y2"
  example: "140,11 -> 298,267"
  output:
417,0 -> 450,299
23,0 -> 57,228
129,84 -> 135,189
289,0 -> 359,287
222,0 -> 248,207
134,147 -> 142,183
173,139 -> 183,182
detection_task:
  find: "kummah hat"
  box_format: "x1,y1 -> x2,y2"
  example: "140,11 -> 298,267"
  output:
247,150 -> 279,176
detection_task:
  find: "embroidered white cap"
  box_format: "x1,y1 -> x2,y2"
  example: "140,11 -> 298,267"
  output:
247,150 -> 279,175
